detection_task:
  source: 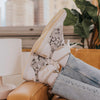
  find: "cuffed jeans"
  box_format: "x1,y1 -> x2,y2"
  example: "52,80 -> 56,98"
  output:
52,54 -> 100,100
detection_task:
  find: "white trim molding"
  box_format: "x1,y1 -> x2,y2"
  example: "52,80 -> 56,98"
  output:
0,26 -> 81,49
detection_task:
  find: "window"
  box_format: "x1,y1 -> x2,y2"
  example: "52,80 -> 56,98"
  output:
0,0 -> 34,26
0,0 -> 78,27
0,0 -> 83,49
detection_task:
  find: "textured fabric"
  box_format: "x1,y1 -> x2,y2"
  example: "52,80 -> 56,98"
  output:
61,54 -> 100,88
62,66 -> 100,88
52,74 -> 100,100
52,54 -> 100,100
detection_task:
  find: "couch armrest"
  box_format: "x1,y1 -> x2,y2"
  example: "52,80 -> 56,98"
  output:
7,81 -> 49,100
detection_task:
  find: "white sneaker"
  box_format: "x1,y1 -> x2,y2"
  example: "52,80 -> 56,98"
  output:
23,9 -> 67,82
47,73 -> 58,86
23,53 -> 49,81
52,40 -> 77,67
38,61 -> 60,84
23,53 -> 60,82
32,9 -> 67,58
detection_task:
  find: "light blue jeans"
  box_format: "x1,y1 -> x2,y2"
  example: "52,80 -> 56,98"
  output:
52,54 -> 100,100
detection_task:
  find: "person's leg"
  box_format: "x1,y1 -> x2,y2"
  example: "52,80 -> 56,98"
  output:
51,54 -> 100,100
62,54 -> 100,87
62,66 -> 100,88
52,73 -> 100,100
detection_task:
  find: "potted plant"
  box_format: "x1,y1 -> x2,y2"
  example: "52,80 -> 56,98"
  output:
64,0 -> 100,49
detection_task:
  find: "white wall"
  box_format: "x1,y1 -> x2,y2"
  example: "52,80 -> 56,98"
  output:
3,52 -> 30,87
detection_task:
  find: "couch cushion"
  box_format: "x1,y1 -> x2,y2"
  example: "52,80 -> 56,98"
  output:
71,48 -> 100,69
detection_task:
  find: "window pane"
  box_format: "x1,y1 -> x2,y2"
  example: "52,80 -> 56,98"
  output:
44,0 -> 78,24
0,0 -> 91,27
0,0 -> 34,26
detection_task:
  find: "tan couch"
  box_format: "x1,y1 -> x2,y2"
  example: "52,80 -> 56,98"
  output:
7,82 -> 49,100
7,49 -> 100,100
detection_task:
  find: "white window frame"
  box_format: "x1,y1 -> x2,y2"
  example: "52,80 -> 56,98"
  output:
0,26 -> 80,49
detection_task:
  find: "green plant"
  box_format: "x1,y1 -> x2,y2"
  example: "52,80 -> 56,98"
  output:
64,0 -> 100,49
